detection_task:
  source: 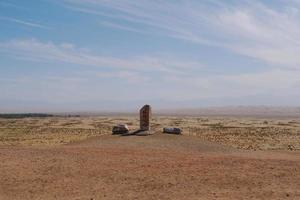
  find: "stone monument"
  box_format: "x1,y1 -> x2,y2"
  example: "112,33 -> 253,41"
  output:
139,104 -> 151,131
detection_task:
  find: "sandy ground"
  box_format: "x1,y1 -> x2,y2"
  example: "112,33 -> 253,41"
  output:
0,134 -> 299,200
1,116 -> 300,151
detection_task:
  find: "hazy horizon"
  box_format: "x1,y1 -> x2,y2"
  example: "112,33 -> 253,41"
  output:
1,0 -> 300,112
2,105 -> 300,118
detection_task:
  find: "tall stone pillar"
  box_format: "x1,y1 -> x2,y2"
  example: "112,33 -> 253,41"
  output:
139,105 -> 151,131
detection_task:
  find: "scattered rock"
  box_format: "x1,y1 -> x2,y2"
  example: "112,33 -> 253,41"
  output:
112,124 -> 129,135
287,145 -> 295,151
163,127 -> 182,135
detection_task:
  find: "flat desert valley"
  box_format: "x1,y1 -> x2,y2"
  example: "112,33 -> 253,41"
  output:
0,113 -> 300,199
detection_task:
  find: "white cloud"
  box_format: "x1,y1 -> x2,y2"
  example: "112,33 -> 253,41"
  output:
63,0 -> 300,68
1,38 -> 300,102
96,70 -> 150,83
158,68 -> 300,101
0,2 -> 27,10
0,38 -> 203,78
2,1 -> 300,107
0,17 -> 50,29
100,21 -> 149,34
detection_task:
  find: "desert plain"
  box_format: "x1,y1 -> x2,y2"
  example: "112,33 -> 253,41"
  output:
0,114 -> 300,199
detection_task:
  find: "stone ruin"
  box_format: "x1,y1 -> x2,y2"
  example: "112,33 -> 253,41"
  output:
112,104 -> 181,136
112,104 -> 152,136
139,104 -> 151,131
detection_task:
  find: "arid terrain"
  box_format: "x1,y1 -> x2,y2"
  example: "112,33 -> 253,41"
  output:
0,116 -> 300,199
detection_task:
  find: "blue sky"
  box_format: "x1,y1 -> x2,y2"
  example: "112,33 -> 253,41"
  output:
1,0 -> 300,112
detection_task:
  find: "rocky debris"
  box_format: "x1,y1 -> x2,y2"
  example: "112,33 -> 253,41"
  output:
135,130 -> 153,136
112,124 -> 129,135
163,127 -> 182,135
121,130 -> 152,136
114,104 -> 152,136
288,144 -> 295,151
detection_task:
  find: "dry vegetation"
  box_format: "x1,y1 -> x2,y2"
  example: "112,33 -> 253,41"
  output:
0,116 -> 300,151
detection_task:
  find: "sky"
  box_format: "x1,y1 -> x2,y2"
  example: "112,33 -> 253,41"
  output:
1,0 -> 300,112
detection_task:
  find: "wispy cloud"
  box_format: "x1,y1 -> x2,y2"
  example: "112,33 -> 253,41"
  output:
0,16 -> 50,29
96,70 -> 150,83
100,21 -> 148,34
0,1 -> 26,10
0,38 -> 203,77
63,0 -> 300,68
1,38 -> 299,101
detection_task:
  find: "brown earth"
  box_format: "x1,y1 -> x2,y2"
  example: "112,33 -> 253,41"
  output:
0,134 -> 299,200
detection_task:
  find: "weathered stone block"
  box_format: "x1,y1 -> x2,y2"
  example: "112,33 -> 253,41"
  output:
163,127 -> 182,135
140,105 -> 151,131
112,124 -> 129,135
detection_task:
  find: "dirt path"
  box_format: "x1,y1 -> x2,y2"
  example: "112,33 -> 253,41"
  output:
0,134 -> 299,200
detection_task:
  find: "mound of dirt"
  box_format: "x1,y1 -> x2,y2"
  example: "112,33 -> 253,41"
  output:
0,134 -> 299,200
